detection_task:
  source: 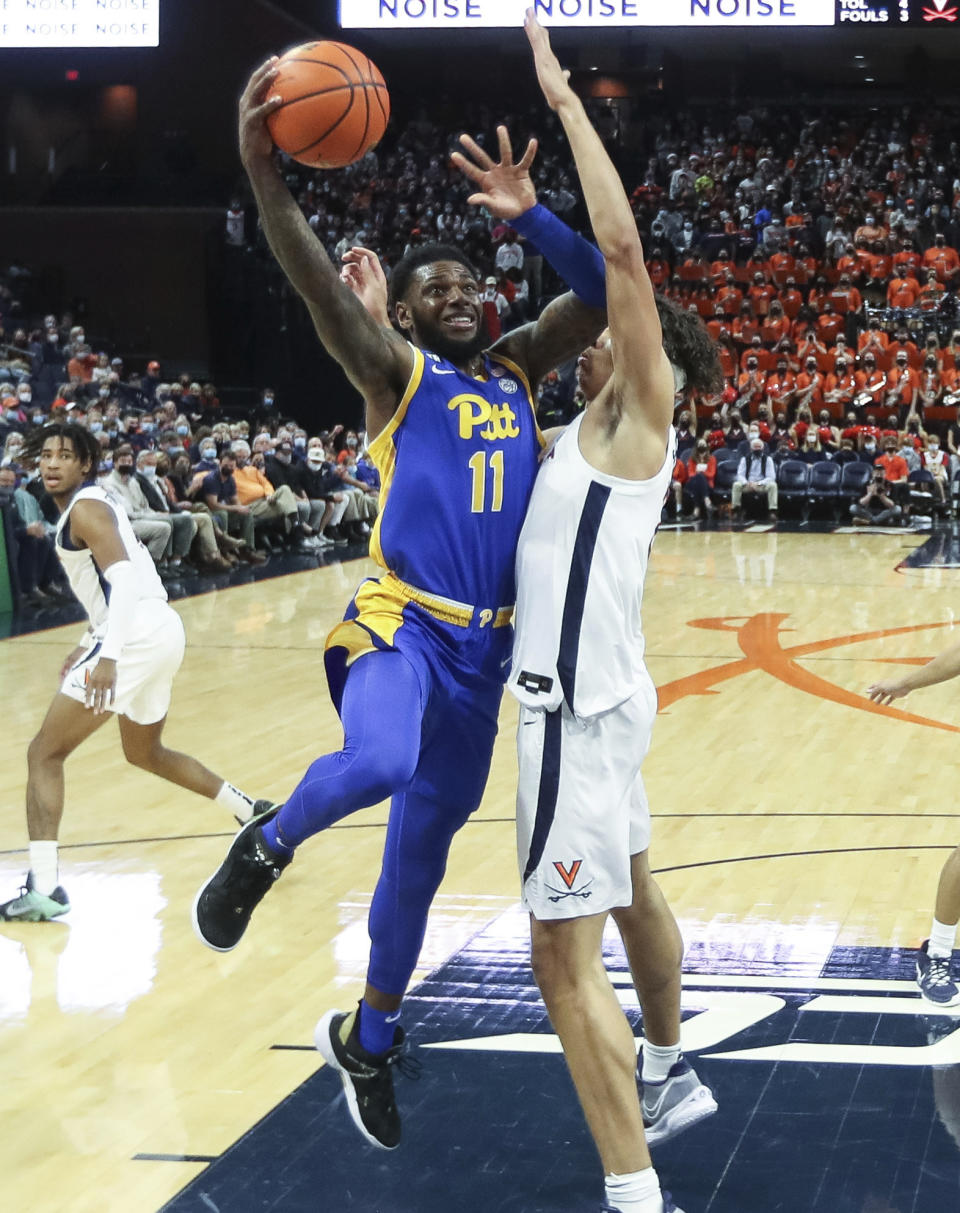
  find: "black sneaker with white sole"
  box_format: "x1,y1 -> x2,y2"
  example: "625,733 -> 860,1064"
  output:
191,804 -> 290,952
917,939 -> 960,1007
314,1006 -> 418,1150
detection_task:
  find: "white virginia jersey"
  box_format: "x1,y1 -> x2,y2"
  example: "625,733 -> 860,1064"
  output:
55,485 -> 167,638
508,415 -> 676,721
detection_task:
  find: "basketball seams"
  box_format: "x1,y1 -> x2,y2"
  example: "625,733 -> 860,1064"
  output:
269,40 -> 388,168
338,42 -> 373,166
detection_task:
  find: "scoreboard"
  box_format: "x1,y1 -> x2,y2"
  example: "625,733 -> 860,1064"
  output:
0,0 -> 159,48
339,0 -> 958,27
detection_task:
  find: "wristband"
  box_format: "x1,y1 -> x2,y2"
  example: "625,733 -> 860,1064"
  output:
511,203 -> 606,309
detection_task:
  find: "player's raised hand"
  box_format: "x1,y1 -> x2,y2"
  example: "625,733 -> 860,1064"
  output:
340,246 -> 391,328
524,9 -> 574,113
866,679 -> 910,705
239,56 -> 283,168
451,125 -> 538,220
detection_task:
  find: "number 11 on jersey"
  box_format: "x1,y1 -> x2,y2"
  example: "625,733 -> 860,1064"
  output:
468,450 -> 504,513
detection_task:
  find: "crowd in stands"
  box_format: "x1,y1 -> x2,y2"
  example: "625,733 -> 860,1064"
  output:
9,102 -> 960,614
228,101 -> 960,523
0,286 -> 380,612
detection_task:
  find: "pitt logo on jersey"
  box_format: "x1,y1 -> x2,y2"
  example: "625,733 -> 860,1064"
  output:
448,394 -> 522,442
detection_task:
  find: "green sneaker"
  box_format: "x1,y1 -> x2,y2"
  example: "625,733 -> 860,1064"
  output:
0,877 -> 71,922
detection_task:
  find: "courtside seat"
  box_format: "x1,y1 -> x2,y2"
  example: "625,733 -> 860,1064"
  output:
777,460 -> 810,517
839,462 -> 873,505
808,461 -> 842,519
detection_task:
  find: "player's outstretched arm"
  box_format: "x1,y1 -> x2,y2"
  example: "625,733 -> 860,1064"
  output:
451,124 -> 605,387
867,635 -> 960,705
239,59 -> 410,430
524,11 -> 672,428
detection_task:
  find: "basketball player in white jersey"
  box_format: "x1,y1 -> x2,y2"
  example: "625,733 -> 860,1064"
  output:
506,16 -> 722,1213
0,423 -> 260,922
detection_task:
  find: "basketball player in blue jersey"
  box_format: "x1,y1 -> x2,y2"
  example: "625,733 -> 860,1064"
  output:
192,55 -> 608,1149
0,423 -> 260,924
504,15 -> 723,1213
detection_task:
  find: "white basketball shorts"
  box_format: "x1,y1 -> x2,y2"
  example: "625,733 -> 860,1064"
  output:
60,599 -> 186,725
516,675 -> 657,921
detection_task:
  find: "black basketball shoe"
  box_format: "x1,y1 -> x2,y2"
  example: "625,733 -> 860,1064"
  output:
314,1005 -> 418,1150
191,804 -> 290,952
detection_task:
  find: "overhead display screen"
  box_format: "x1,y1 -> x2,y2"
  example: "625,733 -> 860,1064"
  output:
0,0 -> 159,48
340,0 -> 958,28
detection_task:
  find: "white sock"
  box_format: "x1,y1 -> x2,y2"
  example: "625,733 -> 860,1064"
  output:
641,1040 -> 682,1085
928,918 -> 958,959
215,781 -> 256,823
29,841 -> 59,896
605,1166 -> 663,1213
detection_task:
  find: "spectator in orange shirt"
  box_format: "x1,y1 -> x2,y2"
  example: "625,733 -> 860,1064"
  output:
816,302 -> 843,347
740,333 -> 771,372
706,303 -> 731,344
866,241 -> 892,289
717,273 -> 744,318
859,322 -> 890,358
645,248 -> 671,289
887,272 -> 920,309
824,357 -> 856,418
744,251 -> 770,281
717,339 -> 738,383
836,245 -> 861,283
919,269 -> 946,312
855,212 -> 888,245
885,351 -> 920,420
855,352 -> 888,412
671,437 -> 716,520
732,304 -> 760,348
808,276 -> 830,313
828,274 -> 863,316
874,436 -> 910,506
917,354 -> 942,416
769,249 -> 796,285
230,439 -> 306,541
737,353 -> 766,414
887,329 -> 920,368
780,278 -> 803,320
795,355 -> 824,413
892,235 -> 922,279
761,301 -> 790,347
764,356 -> 796,413
66,344 -> 97,383
922,234 -> 960,285
709,249 -> 735,288
748,272 -> 776,317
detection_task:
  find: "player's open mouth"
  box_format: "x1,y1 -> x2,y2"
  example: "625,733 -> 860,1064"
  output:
443,314 -> 476,331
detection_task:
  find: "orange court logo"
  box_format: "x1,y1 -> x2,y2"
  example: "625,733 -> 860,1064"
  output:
658,612 -> 960,735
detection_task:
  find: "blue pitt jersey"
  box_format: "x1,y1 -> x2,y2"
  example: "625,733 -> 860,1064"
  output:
367,344 -> 543,610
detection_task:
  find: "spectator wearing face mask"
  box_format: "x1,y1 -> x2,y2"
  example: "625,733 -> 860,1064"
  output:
0,465 -> 71,607
796,427 -> 827,466
201,450 -> 265,562
134,449 -> 199,569
922,434 -> 949,506
103,444 -> 172,564
732,436 -> 777,521
923,234 -> 960,285
264,439 -> 318,548
886,352 -> 920,423
230,439 -> 310,548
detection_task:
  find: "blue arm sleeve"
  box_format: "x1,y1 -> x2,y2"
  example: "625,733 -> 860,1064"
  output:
511,203 -> 607,310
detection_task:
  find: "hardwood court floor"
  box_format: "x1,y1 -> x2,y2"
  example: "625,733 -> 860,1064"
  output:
2,530 -> 958,1213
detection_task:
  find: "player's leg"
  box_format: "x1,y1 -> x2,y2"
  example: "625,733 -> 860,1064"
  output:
117,714 -> 256,823
192,649 -> 424,952
0,692 -> 111,920
314,669 -> 499,1149
612,853 -> 717,1147
917,845 -> 960,1006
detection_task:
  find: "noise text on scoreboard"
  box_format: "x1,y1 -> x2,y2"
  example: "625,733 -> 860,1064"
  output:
376,0 -> 810,18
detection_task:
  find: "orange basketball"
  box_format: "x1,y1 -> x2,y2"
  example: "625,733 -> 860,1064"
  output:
266,41 -> 390,169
